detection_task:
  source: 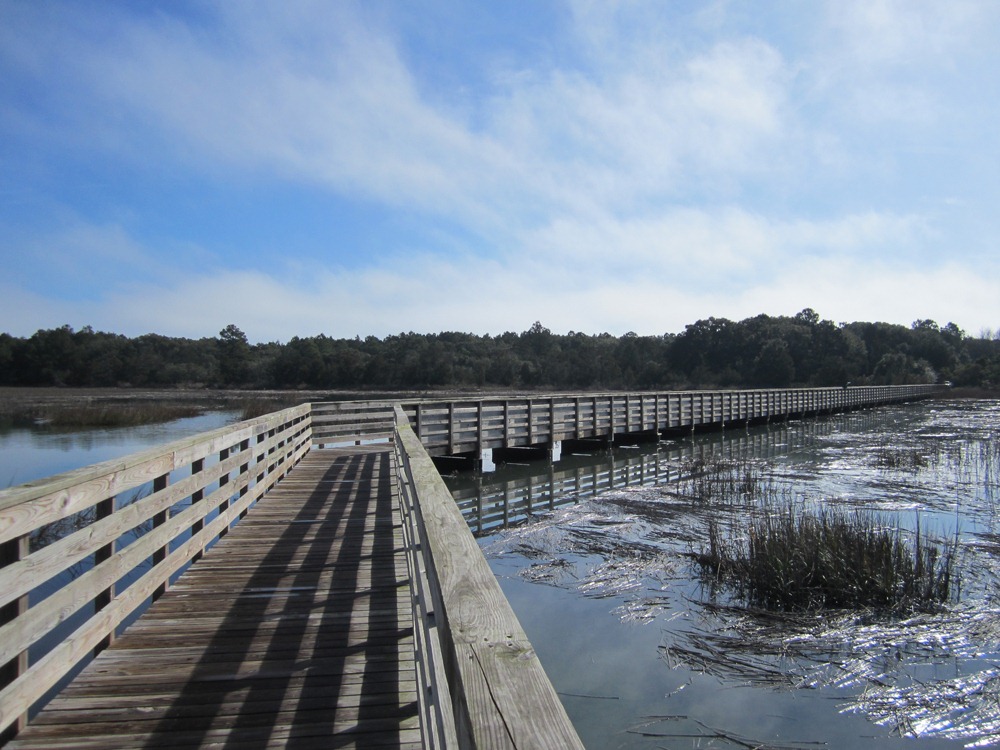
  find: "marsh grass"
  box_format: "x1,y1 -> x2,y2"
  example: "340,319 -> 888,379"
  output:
676,456 -> 786,506
698,504 -> 957,613
872,441 -> 928,470
9,402 -> 205,429
236,396 -> 304,421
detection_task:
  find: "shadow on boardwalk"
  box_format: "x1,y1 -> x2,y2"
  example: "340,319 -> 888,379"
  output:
11,447 -> 420,749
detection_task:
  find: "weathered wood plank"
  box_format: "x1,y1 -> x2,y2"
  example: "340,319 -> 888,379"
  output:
395,406 -> 584,749
8,446 -> 421,749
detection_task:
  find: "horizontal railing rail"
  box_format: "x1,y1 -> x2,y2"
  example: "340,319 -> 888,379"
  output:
389,384 -> 945,456
308,386 -> 944,457
393,406 -> 584,749
309,400 -> 395,445
450,406 -> 892,536
0,405 -> 312,741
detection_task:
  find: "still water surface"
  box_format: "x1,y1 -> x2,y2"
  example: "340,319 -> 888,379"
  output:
0,411 -> 241,489
447,399 -> 1000,749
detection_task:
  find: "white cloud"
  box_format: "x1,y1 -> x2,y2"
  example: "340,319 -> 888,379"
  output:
522,207 -> 929,283
17,2 -> 799,227
5,207 -> 990,343
3,2 -> 1000,340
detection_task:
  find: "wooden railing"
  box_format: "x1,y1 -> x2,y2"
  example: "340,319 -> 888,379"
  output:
449,405 -> 892,536
310,385 -> 945,456
0,405 -> 312,741
393,406 -> 584,749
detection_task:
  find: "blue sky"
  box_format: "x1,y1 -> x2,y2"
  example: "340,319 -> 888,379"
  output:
2,0 -> 998,343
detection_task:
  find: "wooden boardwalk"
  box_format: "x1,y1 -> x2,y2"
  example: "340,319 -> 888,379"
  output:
2,387 -> 942,748
7,445 -> 421,749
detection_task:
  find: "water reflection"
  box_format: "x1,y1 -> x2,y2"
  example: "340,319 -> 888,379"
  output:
447,408 -> 887,537
0,411 -> 240,489
448,400 -> 1000,748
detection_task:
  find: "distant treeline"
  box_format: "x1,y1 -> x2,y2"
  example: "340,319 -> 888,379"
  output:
2,310 -> 999,391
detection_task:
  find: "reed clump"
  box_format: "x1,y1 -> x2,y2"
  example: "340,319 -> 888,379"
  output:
235,396 -> 303,421
24,403 -> 205,428
678,456 -> 785,506
872,442 -> 928,470
697,505 -> 957,613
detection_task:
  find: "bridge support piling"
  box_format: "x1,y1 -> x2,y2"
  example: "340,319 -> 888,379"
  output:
493,443 -> 553,465
613,429 -> 661,447
562,437 -> 611,454
431,450 -> 482,474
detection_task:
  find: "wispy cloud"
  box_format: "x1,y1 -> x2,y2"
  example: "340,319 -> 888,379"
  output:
1,1 -> 998,340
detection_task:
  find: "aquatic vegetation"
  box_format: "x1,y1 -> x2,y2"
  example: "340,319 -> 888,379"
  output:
11,402 -> 205,428
472,400 -> 1000,746
697,504 -> 957,613
871,441 -> 928,470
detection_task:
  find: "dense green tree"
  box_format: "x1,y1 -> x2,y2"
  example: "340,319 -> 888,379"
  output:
217,325 -> 251,386
752,339 -> 795,387
2,312 -> 996,391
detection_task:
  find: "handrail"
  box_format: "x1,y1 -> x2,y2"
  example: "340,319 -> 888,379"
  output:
393,406 -> 585,749
308,384 -> 945,456
0,404 -> 312,740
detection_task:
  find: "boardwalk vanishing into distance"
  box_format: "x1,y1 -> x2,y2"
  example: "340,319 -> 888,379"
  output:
0,385 -> 943,748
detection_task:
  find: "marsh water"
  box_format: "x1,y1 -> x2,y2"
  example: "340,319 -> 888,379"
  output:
446,399 -> 1000,749
0,410 -> 241,489
4,399 -> 1000,747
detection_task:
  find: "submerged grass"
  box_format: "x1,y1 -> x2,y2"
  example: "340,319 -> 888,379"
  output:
872,441 -> 928,470
17,403 -> 207,428
698,504 -> 958,613
55,403 -> 203,427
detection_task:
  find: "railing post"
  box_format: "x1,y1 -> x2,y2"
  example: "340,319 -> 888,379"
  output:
476,401 -> 484,455
256,432 -> 267,490
448,402 -> 456,454
239,438 -> 251,513
152,473 -> 169,601
94,496 -> 116,655
0,534 -> 29,743
190,459 -> 205,564
218,446 -> 231,538
549,397 -> 556,442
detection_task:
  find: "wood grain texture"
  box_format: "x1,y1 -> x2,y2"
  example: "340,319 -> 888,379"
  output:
395,409 -> 585,750
7,446 -> 421,750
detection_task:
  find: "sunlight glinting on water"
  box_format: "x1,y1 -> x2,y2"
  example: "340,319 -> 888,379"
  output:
465,399 -> 1000,748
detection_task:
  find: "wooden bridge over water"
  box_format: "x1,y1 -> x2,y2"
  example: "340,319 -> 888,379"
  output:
0,385 -> 942,748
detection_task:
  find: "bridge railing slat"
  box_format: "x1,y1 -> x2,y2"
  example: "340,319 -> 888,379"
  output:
0,405 -> 311,740
393,405 -> 585,750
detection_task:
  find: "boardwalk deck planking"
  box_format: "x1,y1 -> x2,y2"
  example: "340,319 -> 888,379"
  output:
7,446 -> 421,750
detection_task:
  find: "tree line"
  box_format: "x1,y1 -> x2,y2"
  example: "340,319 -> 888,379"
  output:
2,310 -> 999,391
